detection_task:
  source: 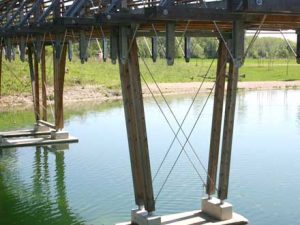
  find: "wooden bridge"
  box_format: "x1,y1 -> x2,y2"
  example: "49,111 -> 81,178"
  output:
1,0 -> 300,224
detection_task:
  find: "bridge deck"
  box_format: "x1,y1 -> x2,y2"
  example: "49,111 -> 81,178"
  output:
0,0 -> 300,41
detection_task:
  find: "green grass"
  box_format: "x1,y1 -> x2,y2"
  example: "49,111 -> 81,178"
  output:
1,57 -> 299,96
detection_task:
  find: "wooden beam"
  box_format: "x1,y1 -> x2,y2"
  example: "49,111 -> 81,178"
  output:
41,45 -> 47,121
118,30 -> 155,212
127,38 -> 155,212
119,53 -> 145,208
53,37 -> 67,130
218,59 -> 239,201
34,49 -> 40,121
28,46 -> 39,122
206,39 -> 228,196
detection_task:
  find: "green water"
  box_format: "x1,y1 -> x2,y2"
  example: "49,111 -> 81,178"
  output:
0,90 -> 300,225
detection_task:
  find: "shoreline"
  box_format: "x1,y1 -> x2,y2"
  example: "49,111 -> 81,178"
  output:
1,81 -> 300,111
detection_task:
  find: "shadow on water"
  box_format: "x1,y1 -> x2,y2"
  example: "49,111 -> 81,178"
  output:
0,147 -> 85,225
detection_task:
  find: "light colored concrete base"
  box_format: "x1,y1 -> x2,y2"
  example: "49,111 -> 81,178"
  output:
132,209 -> 161,225
202,197 -> 233,221
51,131 -> 69,140
117,209 -> 161,225
117,210 -> 248,225
34,124 -> 50,132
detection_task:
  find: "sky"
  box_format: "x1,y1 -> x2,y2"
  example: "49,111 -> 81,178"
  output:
246,30 -> 297,42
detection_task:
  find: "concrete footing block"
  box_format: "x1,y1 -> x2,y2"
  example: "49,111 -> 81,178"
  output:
131,209 -> 161,225
202,197 -> 233,221
51,131 -> 69,140
34,124 -> 50,132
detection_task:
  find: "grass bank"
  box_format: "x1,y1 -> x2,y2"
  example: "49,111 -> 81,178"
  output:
1,57 -> 299,96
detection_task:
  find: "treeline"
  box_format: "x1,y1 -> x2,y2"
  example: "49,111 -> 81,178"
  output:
77,36 -> 297,60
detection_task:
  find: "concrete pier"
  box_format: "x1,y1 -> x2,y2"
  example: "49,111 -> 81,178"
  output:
117,210 -> 248,225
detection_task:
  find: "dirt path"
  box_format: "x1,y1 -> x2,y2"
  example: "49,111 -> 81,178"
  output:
1,81 -> 300,111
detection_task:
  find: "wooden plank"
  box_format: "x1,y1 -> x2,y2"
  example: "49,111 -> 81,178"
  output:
0,130 -> 52,138
218,59 -> 239,201
127,38 -> 155,212
206,40 -> 228,196
0,136 -> 78,149
41,45 -> 47,121
38,120 -> 56,129
34,49 -> 41,121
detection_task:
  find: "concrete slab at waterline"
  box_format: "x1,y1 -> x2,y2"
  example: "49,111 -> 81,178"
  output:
117,210 -> 248,225
0,136 -> 78,149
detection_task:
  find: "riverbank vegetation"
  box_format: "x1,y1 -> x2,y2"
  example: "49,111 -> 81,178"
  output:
1,36 -> 299,96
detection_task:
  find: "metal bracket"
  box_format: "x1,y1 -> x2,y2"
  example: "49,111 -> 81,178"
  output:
184,36 -> 191,63
102,38 -> 108,62
118,26 -> 129,65
19,36 -> 26,62
35,36 -> 43,63
68,40 -> 73,61
296,29 -> 300,64
110,27 -> 118,64
79,30 -> 88,64
232,20 -> 245,68
166,23 -> 175,65
151,37 -> 158,63
4,38 -> 13,62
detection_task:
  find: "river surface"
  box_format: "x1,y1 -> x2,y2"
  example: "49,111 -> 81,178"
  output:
0,89 -> 300,225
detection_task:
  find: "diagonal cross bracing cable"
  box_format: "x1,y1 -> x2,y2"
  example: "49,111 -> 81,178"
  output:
150,58 -> 215,182
153,57 -> 229,202
155,81 -> 217,202
279,29 -> 297,57
140,56 -> 219,191
140,71 -> 206,184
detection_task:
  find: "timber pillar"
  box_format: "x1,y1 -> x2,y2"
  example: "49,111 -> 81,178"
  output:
117,26 -> 158,224
204,20 -> 245,221
206,39 -> 228,196
53,36 -> 67,130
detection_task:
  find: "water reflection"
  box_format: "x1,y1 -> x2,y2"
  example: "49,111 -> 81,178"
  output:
0,147 -> 84,225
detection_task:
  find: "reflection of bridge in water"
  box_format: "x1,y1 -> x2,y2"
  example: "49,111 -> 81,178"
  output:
1,0 -> 300,224
0,147 -> 85,225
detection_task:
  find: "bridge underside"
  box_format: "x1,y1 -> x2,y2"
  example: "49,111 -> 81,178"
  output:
1,0 -> 300,224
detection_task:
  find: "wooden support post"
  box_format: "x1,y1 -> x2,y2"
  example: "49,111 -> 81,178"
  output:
218,20 -> 244,200
41,46 -> 47,121
34,50 -> 40,121
0,43 -> 2,98
218,60 -> 239,201
206,40 -> 228,196
28,46 -> 39,122
118,30 -> 155,212
53,37 -> 67,130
